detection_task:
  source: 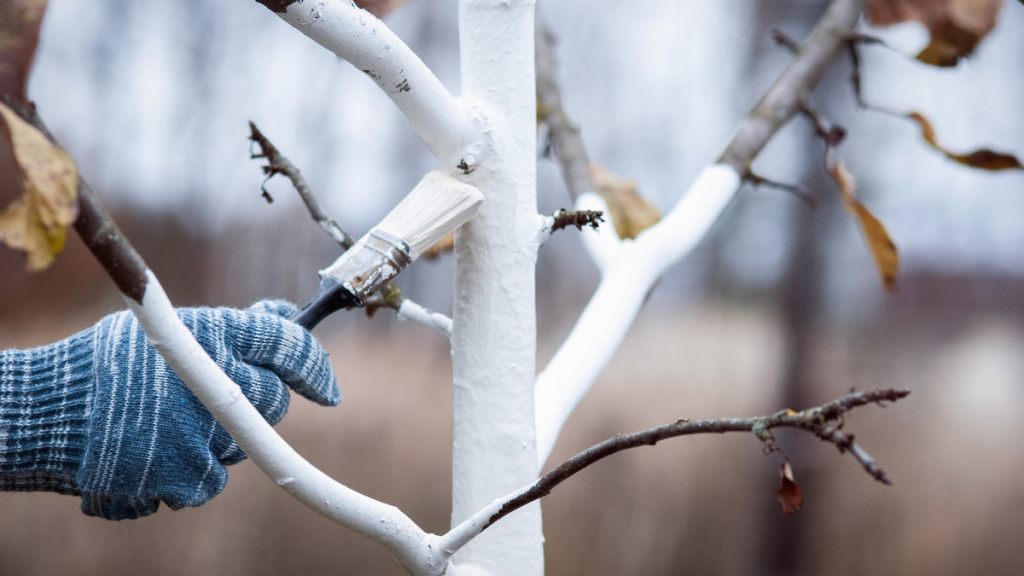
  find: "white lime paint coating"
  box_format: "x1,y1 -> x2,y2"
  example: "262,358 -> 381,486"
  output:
398,299 -> 454,338
448,1 -> 543,574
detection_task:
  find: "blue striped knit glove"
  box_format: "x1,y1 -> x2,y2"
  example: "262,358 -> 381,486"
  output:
0,300 -> 339,520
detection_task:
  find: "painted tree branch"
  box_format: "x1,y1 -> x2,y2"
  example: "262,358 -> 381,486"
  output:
248,121 -> 453,337
263,0 -> 474,172
444,388 -> 909,553
397,298 -> 454,338
534,0 -> 870,469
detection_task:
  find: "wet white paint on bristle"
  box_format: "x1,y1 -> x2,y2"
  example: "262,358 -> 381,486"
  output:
376,170 -> 484,259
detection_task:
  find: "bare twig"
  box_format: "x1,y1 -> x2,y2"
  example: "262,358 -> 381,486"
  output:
248,121 -> 355,249
744,171 -> 818,208
535,16 -> 595,200
845,35 -> 914,110
799,101 -> 853,187
846,39 -> 875,111
486,388 -> 908,531
755,30 -> 848,210
551,209 -> 603,233
771,29 -> 802,54
800,103 -> 847,147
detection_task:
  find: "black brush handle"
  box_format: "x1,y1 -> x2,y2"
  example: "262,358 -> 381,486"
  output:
289,275 -> 364,331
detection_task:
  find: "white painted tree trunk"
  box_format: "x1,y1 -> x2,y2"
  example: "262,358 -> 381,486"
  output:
450,1 -> 544,574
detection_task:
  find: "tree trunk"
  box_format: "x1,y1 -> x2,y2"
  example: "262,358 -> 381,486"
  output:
450,1 -> 544,574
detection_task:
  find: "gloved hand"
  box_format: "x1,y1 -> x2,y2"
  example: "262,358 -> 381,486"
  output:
0,300 -> 339,520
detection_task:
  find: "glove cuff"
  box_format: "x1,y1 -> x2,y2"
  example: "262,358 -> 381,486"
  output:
0,328 -> 96,494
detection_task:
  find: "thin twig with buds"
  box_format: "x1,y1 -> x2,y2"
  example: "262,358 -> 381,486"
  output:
442,388 -> 908,553
743,171 -> 819,207
551,209 -> 604,233
248,121 -> 355,249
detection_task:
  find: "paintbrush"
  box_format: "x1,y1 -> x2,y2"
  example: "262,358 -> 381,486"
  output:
290,170 -> 484,330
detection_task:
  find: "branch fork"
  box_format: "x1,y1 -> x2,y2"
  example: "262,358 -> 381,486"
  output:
535,0 -> 871,469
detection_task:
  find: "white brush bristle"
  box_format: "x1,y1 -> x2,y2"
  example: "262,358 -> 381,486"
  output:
375,170 -> 484,259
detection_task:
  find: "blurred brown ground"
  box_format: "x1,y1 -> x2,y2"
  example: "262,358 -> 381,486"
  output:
2,211 -> 1024,576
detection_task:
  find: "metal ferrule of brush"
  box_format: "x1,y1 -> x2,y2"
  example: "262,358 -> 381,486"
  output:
328,229 -> 413,300
289,229 -> 413,330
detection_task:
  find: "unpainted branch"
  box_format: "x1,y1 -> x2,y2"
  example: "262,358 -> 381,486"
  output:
718,0 -> 870,173
249,122 -> 355,249
744,172 -> 818,208
848,40 -> 1022,172
490,388 -> 907,531
535,17 -> 595,200
550,209 -> 603,233
771,28 -> 802,54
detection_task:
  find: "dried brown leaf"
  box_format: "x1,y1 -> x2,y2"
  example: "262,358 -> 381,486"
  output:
907,112 -> 1022,170
354,0 -> 412,19
830,160 -> 900,291
777,461 -> 804,516
0,101 -> 78,270
590,164 -> 660,240
866,0 -> 1003,66
0,0 -> 48,104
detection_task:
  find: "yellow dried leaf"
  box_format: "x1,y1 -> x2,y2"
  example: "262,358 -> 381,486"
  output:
0,101 -> 78,270
831,160 -> 900,292
907,112 -> 1022,170
590,164 -> 660,240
